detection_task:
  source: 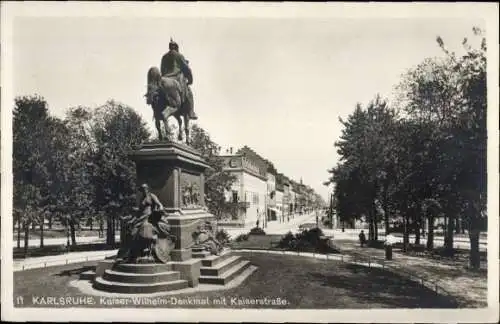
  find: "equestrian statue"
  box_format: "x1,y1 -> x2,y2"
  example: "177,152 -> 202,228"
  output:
145,39 -> 197,144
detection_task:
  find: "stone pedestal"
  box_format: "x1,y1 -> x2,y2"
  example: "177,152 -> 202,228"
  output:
129,142 -> 216,262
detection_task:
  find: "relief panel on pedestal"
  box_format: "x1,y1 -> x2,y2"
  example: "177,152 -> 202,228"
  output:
180,171 -> 203,209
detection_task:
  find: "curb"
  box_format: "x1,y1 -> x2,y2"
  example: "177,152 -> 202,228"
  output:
14,251 -> 118,272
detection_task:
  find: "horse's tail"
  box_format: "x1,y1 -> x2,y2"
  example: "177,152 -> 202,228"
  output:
147,66 -> 162,86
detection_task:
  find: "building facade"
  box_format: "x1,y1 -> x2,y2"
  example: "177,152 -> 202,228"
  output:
275,185 -> 284,222
266,172 -> 278,222
217,146 -> 323,229
219,152 -> 267,228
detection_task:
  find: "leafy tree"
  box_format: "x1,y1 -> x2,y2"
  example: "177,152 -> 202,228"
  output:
395,27 -> 487,266
13,95 -> 53,253
90,100 -> 151,245
331,96 -> 398,241
189,124 -> 236,218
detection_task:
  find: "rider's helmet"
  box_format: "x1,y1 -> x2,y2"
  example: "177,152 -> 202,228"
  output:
169,38 -> 179,51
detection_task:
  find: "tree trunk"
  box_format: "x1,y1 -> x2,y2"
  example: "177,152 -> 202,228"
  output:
40,219 -> 44,248
23,221 -> 30,257
427,216 -> 434,250
106,213 -> 116,245
444,212 -> 455,255
383,203 -> 390,235
455,216 -> 461,234
368,213 -> 375,241
469,229 -> 480,269
89,218 -> 93,231
69,221 -> 77,246
403,215 -> 409,252
120,218 -> 126,245
48,214 -> 53,229
17,215 -> 21,249
106,214 -> 112,245
415,221 -> 421,245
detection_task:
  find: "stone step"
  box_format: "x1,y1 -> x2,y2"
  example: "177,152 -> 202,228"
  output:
93,277 -> 188,294
79,270 -> 96,281
192,251 -> 211,258
199,260 -> 251,285
102,269 -> 180,284
200,255 -> 241,277
192,246 -> 206,253
113,263 -> 171,274
201,250 -> 233,267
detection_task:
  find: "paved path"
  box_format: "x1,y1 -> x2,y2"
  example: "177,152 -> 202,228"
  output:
333,239 -> 487,307
13,249 -> 118,272
223,212 -> 317,238
13,235 -> 121,248
322,229 -> 487,251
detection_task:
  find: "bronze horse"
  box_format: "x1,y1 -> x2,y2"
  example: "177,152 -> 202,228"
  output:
145,67 -> 192,144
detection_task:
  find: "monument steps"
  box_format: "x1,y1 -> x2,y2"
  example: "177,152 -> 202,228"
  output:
192,246 -> 206,253
192,251 -> 211,258
102,269 -> 180,284
199,260 -> 251,285
200,255 -> 242,277
93,277 -> 188,294
113,263 -> 172,274
201,250 -> 233,267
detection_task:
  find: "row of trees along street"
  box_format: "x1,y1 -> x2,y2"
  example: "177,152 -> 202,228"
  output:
13,98 -> 236,255
325,27 -> 487,269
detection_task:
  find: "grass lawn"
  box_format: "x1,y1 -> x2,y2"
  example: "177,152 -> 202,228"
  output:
334,239 -> 487,307
14,252 -> 459,308
229,234 -> 284,250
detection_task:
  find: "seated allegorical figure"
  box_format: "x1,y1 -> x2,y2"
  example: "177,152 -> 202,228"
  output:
192,221 -> 223,255
117,183 -> 175,263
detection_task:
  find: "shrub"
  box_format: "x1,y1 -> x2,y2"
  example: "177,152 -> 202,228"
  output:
248,227 -> 266,236
234,234 -> 249,242
278,231 -> 296,249
277,228 -> 338,253
215,229 -> 231,244
296,227 -> 324,247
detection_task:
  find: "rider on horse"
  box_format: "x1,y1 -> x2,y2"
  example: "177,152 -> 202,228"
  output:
160,39 -> 197,120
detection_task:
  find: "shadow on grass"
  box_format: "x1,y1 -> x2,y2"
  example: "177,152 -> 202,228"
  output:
308,263 -> 459,308
54,265 -> 96,277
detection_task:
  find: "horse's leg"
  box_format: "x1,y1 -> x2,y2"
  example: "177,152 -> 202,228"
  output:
174,113 -> 183,142
155,119 -> 163,141
184,114 -> 190,145
161,117 -> 170,140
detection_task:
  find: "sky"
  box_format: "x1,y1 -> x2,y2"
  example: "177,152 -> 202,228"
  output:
11,14 -> 485,202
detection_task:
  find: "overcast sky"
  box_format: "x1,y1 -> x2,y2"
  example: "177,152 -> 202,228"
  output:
11,12 -> 485,201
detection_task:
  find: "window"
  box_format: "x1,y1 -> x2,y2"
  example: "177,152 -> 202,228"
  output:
252,192 -> 259,205
232,191 -> 238,203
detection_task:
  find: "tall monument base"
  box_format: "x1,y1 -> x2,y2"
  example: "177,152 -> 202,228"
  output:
130,141 -> 217,261
89,141 -> 254,294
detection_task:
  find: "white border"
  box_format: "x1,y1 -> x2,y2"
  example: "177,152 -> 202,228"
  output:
1,2 -> 499,323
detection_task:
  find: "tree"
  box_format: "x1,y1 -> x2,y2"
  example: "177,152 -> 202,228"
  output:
90,100 -> 151,245
189,124 -> 236,218
331,96 -> 398,241
395,27 -> 487,266
13,95 -> 53,253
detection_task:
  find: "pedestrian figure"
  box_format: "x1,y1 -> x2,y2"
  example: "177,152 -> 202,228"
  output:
359,230 -> 366,247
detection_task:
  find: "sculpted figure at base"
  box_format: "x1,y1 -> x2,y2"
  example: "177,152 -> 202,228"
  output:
145,39 -> 197,144
192,221 -> 224,256
117,184 -> 176,263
